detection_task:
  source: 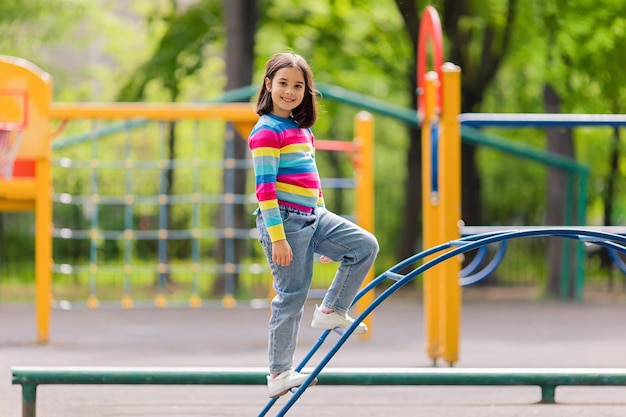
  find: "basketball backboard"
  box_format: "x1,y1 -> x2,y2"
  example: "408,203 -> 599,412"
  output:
0,56 -> 52,161
0,88 -> 28,130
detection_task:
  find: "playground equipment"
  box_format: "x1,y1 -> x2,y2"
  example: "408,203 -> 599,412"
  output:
50,101 -> 260,310
0,54 -> 375,343
48,105 -> 373,312
2,4 -> 624,373
459,113 -> 626,301
10,227 -> 626,416
0,53 -> 374,343
12,365 -> 626,417
7,5 -> 626,416
415,6 -> 626,367
417,6 -> 462,366
256,226 -> 626,416
0,56 -> 53,344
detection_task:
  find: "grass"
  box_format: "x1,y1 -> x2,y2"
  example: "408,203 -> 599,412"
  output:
0,259 -> 343,306
3,248 -> 623,307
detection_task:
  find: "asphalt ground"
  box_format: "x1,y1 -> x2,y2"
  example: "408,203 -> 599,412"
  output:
2,291 -> 626,416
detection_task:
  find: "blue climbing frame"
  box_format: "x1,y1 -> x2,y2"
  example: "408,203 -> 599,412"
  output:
459,113 -> 626,301
259,227 -> 626,416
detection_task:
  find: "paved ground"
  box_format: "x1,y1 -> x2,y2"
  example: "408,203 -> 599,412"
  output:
2,292 -> 626,416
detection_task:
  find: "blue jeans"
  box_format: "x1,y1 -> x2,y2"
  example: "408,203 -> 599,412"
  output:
256,206 -> 379,374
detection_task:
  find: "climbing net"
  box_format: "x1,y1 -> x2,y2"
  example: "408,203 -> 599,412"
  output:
51,117 -> 264,308
49,107 -> 368,309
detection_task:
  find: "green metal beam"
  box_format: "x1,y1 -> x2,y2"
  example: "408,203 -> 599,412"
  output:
12,365 -> 626,416
460,125 -> 587,173
52,83 -> 588,180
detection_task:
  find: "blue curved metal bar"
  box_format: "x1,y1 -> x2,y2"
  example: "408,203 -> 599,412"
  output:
594,242 -> 626,274
459,113 -> 626,128
260,228 -> 626,417
460,240 -> 508,286
459,245 -> 487,276
609,250 -> 626,273
430,122 -> 439,194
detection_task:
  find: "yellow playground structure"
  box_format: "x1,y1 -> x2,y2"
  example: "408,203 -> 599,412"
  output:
1,8 -> 461,361
0,56 -> 53,344
0,55 -> 376,345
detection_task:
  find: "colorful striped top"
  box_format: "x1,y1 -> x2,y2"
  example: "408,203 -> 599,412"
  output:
249,114 -> 324,242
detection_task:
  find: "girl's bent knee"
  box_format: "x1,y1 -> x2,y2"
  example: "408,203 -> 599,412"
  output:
365,232 -> 380,255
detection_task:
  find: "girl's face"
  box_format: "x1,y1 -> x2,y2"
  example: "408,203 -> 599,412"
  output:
265,67 -> 305,118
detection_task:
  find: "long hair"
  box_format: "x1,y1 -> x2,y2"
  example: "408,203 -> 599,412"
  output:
255,53 -> 318,129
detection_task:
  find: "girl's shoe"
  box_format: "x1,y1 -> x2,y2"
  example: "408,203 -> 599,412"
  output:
311,304 -> 368,335
266,370 -> 317,398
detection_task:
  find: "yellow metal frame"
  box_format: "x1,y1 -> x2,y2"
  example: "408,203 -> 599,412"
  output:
3,55 -> 376,342
421,64 -> 462,365
51,102 -> 258,139
421,71 -> 442,360
0,56 -> 53,344
0,60 -> 262,342
51,102 -> 259,311
437,64 -> 462,364
353,111 -> 375,339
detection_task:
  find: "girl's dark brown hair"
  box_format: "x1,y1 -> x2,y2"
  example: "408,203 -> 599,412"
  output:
255,53 -> 318,128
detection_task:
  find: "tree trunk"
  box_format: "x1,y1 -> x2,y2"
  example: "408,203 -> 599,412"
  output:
394,0 -> 517,265
394,0 -> 423,264
601,127 -> 620,288
398,127 -> 423,264
212,0 -> 257,297
460,143 -> 482,226
158,121 -> 177,286
543,84 -> 575,298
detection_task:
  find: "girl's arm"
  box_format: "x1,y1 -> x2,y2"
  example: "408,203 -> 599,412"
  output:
249,127 -> 286,242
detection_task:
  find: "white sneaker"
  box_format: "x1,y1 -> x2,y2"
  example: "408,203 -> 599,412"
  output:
311,304 -> 368,335
266,370 -> 317,398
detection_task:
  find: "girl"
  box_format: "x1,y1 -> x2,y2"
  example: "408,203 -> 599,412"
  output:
249,52 -> 379,398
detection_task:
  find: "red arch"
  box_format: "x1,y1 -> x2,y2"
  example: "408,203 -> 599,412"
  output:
416,6 -> 444,124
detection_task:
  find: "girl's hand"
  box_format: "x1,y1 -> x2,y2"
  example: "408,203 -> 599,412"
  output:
272,240 -> 293,266
319,255 -> 332,263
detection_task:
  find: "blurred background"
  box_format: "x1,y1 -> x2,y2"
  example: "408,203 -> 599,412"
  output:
1,0 -> 625,306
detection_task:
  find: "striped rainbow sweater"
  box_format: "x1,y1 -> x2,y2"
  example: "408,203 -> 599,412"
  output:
249,114 -> 324,242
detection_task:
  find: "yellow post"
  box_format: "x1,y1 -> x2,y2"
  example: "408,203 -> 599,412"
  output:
421,71 -> 442,362
438,63 -> 462,365
0,56 -> 53,344
35,155 -> 52,343
354,111 -> 375,339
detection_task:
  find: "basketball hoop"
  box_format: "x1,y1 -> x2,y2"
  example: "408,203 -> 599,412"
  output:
0,88 -> 28,179
0,127 -> 24,179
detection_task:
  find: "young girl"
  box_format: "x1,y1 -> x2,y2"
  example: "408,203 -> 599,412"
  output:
249,52 -> 379,398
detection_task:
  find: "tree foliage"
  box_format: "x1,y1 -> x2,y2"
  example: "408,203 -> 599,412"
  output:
481,0 -> 626,223
0,0 -> 91,56
3,0 -> 626,294
117,0 -> 224,101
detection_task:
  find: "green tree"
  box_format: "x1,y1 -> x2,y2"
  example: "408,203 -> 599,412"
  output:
257,0 -> 414,264
479,0 -> 626,297
391,0 -> 519,266
214,0 -> 257,295
542,0 -> 626,297
20,0 -> 626,299
0,0 -> 96,275
0,0 -> 91,57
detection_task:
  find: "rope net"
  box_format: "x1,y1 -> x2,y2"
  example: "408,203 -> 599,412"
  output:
0,128 -> 23,179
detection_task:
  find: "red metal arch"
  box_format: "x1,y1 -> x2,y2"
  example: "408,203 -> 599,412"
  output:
416,6 -> 444,124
